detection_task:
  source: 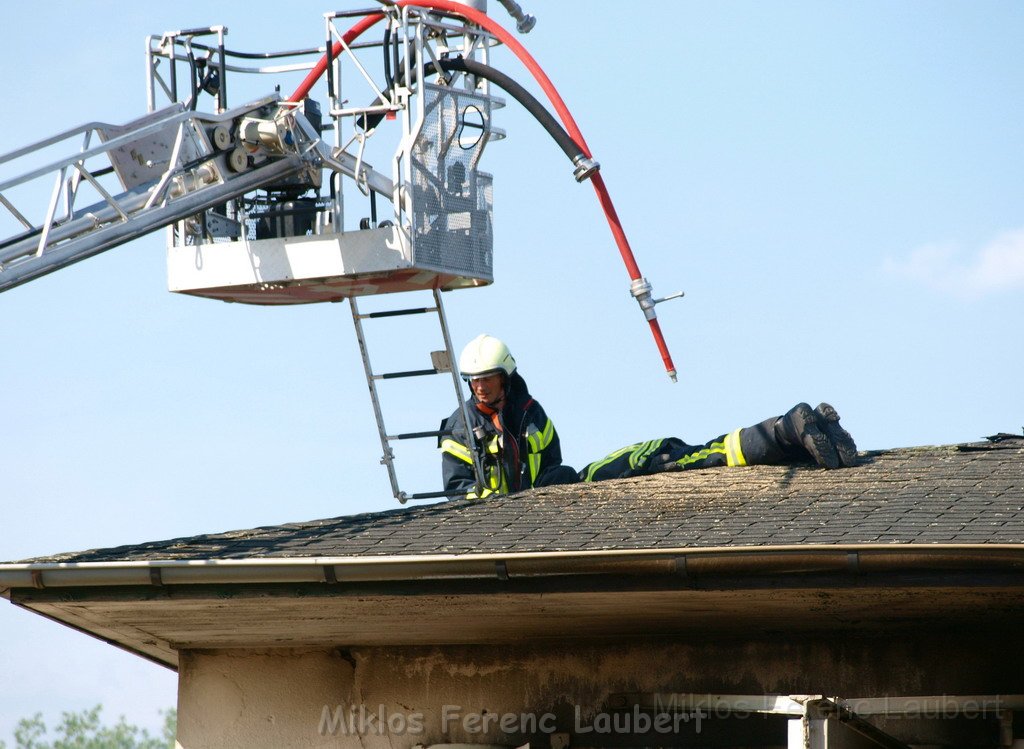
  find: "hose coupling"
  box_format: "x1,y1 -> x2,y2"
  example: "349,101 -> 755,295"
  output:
572,154 -> 600,182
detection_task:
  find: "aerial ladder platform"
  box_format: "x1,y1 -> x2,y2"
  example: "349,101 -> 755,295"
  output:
0,2 -> 679,502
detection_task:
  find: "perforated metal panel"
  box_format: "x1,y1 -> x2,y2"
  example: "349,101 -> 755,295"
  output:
409,83 -> 494,281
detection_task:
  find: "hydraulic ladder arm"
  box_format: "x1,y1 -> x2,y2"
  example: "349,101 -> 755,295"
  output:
0,96 -> 328,293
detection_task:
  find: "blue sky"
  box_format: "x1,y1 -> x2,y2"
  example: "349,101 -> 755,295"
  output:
2,1 -> 1022,739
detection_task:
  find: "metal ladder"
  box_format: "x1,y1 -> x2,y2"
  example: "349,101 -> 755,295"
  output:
350,288 -> 486,503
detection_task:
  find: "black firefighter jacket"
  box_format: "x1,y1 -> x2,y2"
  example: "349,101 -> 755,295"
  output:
440,372 -> 566,499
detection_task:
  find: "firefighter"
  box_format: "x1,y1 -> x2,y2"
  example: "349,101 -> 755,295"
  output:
439,334 -> 579,499
441,335 -> 859,499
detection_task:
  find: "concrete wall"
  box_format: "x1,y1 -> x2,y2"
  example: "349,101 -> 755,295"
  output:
175,633 -> 1022,749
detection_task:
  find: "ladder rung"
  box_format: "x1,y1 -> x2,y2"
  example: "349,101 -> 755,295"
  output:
375,368 -> 439,379
389,429 -> 453,441
408,489 -> 466,500
357,306 -> 437,319
349,287 -> 482,504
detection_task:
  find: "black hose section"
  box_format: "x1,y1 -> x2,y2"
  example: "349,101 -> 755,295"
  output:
186,47 -> 200,111
392,29 -> 401,94
383,24 -> 393,94
357,44 -> 418,132
356,56 -> 585,166
438,57 -> 586,165
174,40 -> 325,60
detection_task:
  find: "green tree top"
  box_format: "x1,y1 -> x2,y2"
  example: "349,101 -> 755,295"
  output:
1,705 -> 175,749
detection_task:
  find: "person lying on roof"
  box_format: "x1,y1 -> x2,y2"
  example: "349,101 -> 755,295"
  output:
440,334 -> 858,500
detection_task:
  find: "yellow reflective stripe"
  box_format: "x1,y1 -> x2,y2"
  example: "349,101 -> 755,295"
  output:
525,420 -> 555,484
526,419 -> 555,453
582,443 -> 639,482
486,458 -> 505,492
539,418 -> 555,449
527,431 -> 541,453
629,440 -> 662,469
466,462 -> 507,500
675,441 -> 726,468
441,438 -> 473,465
725,428 -> 747,467
451,431 -> 512,500
528,453 -> 541,483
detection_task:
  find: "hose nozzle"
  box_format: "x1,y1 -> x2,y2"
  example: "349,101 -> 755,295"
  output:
629,277 -> 684,382
630,277 -> 656,321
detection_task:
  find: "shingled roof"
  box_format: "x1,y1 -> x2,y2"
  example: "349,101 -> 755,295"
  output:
4,438 -> 1023,666
16,437 -> 1024,565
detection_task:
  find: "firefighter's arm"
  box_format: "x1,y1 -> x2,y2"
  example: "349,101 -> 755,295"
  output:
524,406 -> 561,486
440,433 -> 479,497
439,410 -> 500,500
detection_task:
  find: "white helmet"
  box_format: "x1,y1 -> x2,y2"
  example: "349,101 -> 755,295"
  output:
459,334 -> 516,380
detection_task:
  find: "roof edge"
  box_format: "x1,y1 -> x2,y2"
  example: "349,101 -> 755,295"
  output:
3,543 -> 1023,591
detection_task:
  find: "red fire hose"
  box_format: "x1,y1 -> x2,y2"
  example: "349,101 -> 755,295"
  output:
289,2 -> 678,381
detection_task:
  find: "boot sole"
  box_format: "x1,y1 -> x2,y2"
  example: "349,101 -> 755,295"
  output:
816,402 -> 859,467
792,403 -> 840,469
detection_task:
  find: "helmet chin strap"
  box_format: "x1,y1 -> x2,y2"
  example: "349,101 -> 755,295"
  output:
495,373 -> 512,409
478,391 -> 506,410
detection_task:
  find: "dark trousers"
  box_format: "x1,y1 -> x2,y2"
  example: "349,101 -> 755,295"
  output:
578,415 -> 796,483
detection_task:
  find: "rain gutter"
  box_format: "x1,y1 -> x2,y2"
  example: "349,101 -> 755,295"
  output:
2,543 -> 1023,592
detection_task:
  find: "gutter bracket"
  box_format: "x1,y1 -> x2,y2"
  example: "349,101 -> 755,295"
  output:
674,556 -> 687,577
846,552 -> 860,574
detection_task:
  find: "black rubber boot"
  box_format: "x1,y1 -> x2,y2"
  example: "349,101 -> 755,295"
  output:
815,403 -> 858,467
775,402 -> 840,469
